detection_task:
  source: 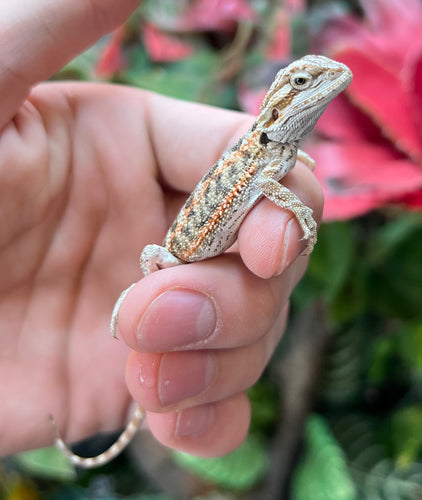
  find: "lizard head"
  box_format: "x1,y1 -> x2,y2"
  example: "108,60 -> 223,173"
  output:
256,55 -> 353,143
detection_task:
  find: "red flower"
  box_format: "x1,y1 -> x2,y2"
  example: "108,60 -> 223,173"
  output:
310,0 -> 422,220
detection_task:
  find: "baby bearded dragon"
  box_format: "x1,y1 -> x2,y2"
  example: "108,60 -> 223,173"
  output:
53,55 -> 352,468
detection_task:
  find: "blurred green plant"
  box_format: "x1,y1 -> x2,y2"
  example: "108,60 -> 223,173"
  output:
173,434 -> 268,491
291,415 -> 356,500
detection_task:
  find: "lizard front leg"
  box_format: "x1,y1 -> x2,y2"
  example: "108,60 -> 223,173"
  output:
257,160 -> 317,255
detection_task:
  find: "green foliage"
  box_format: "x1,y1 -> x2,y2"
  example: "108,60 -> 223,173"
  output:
52,44 -> 102,81
397,323 -> 422,377
14,447 -> 76,481
294,211 -> 422,498
48,489 -> 171,500
248,379 -> 279,432
124,50 -> 238,108
172,434 -> 268,491
323,409 -> 422,500
295,213 -> 422,324
368,213 -> 422,320
390,406 -> 422,467
291,415 -> 356,500
320,326 -> 365,407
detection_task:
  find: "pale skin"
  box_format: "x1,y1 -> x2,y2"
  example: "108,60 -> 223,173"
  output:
0,0 -> 323,458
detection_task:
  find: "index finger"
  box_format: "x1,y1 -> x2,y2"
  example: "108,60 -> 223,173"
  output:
145,92 -> 253,194
0,0 -> 139,128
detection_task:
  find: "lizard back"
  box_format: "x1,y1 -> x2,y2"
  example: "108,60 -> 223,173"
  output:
163,129 -> 292,261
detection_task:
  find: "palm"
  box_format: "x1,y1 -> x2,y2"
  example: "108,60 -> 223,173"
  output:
0,83 -> 174,453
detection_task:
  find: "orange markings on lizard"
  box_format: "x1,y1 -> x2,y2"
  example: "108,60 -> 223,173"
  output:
165,162 -> 228,246
182,162 -> 258,259
166,150 -> 248,245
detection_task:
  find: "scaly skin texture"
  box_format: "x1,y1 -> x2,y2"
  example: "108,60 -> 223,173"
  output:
140,55 -> 353,274
55,55 -> 352,468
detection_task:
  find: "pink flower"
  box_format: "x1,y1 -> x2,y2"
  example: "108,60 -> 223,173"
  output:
175,0 -> 255,32
139,0 -> 255,63
310,0 -> 422,220
95,29 -> 126,77
144,0 -> 255,33
141,23 -> 193,62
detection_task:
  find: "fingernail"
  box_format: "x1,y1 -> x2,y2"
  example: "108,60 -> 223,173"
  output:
276,218 -> 307,275
137,289 -> 217,350
276,218 -> 295,274
175,405 -> 216,438
158,353 -> 214,406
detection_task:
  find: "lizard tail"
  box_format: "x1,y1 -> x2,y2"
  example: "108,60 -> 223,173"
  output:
49,406 -> 145,469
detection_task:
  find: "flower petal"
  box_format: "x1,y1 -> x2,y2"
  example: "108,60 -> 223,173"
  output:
267,9 -> 291,61
95,29 -> 126,77
180,0 -> 255,31
332,47 -> 422,163
316,94 -> 389,146
361,0 -> 422,36
309,141 -> 422,220
142,23 -> 194,62
404,44 -> 422,132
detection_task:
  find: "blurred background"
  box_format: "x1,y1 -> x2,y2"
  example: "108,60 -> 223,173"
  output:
2,0 -> 422,499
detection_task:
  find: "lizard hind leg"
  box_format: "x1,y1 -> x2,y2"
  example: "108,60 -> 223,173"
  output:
50,406 -> 146,469
110,245 -> 182,338
140,244 -> 183,276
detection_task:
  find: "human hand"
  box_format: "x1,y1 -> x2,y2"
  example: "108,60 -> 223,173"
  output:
0,0 -> 323,458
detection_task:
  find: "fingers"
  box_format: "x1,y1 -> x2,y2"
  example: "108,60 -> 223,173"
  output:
126,308 -> 286,456
239,161 -> 324,278
146,93 -> 253,193
116,254 -> 303,352
146,393 -> 251,457
125,305 -> 288,411
120,258 -> 295,457
0,0 -> 139,128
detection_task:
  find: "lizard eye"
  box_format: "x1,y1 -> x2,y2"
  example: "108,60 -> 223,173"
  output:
271,108 -> 279,121
290,71 -> 312,90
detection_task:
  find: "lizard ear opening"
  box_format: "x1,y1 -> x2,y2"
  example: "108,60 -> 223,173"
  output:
271,108 -> 279,121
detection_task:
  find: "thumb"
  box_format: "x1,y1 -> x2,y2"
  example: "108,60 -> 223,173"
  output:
0,0 -> 139,129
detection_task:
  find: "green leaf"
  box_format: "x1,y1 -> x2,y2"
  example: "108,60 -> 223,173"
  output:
248,380 -> 279,432
53,43 -> 103,81
369,212 -> 422,262
172,434 -> 268,491
320,327 -> 365,407
294,221 -> 355,312
367,214 -> 422,320
14,446 -> 76,481
291,415 -> 356,500
311,222 -> 354,297
397,323 -> 422,377
367,335 -> 397,385
124,51 -> 237,108
390,406 -> 422,467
